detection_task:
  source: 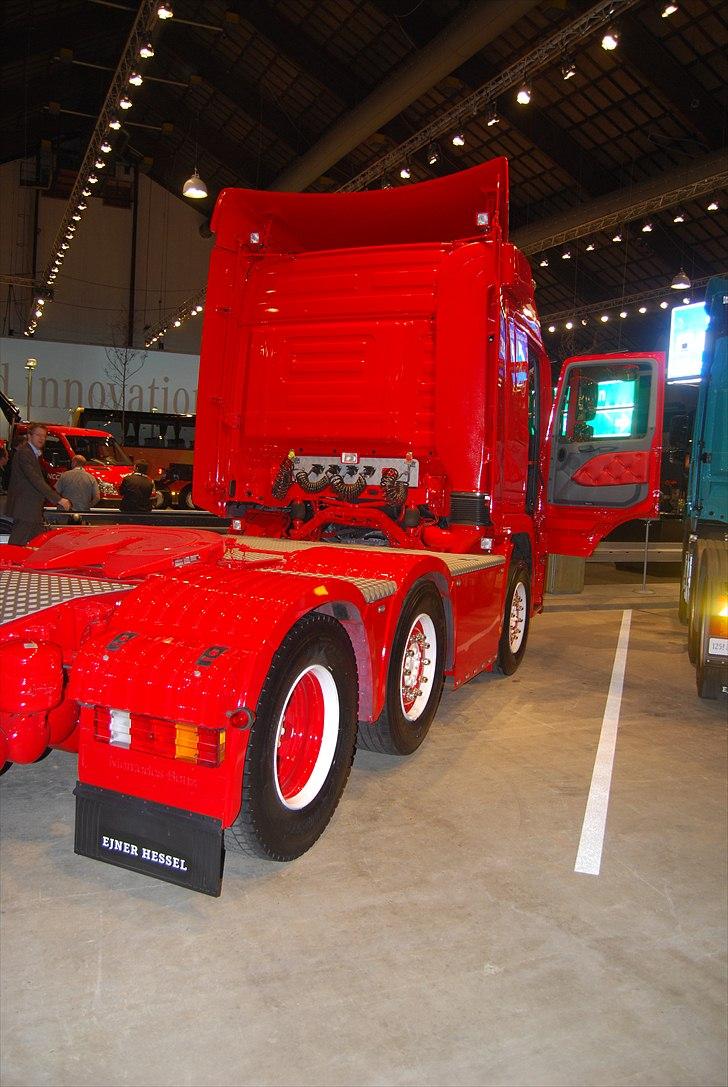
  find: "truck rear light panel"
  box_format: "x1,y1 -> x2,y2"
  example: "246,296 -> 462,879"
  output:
92,706 -> 225,767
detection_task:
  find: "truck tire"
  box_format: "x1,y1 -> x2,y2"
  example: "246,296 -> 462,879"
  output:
357,582 -> 445,756
496,561 -> 531,676
227,613 -> 358,860
181,486 -> 197,510
696,543 -> 728,700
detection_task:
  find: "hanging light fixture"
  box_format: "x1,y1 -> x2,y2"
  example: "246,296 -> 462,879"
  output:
88,173 -> 99,184
601,28 -> 619,50
562,59 -> 576,80
100,140 -> 112,153
183,112 -> 208,199
641,221 -> 653,232
400,163 -> 411,180
486,104 -> 500,126
516,83 -> 531,105
673,210 -> 685,223
585,242 -> 595,251
183,171 -> 207,199
638,306 -> 647,314
157,2 -> 173,18
139,41 -> 155,58
119,95 -> 133,110
82,188 -> 91,197
612,229 -> 622,242
108,117 -> 121,130
619,311 -> 628,319
671,269 -> 691,290
561,249 -> 571,260
426,144 -> 440,165
707,200 -> 719,211
451,131 -> 465,147
128,71 -> 143,87
539,257 -> 549,267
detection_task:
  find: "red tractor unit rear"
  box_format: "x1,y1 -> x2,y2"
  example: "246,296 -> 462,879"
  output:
0,160 -> 665,894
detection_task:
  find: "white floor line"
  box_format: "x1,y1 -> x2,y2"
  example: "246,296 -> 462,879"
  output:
574,608 -> 632,876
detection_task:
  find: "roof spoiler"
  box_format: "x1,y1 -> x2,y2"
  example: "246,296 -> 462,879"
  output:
211,158 -> 509,254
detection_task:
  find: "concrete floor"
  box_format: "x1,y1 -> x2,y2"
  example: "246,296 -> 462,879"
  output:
1,566 -> 726,1087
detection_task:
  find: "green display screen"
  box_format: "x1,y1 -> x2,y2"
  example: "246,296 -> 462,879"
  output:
591,379 -> 637,438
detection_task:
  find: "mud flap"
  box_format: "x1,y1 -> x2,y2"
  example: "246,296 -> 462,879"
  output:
74,782 -> 224,896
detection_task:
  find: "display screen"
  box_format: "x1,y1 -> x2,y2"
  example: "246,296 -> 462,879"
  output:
668,301 -> 709,382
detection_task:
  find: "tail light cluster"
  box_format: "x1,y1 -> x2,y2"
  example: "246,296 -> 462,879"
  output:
92,706 -> 225,767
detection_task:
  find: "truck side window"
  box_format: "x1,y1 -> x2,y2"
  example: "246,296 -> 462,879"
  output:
559,362 -> 653,442
43,435 -> 72,468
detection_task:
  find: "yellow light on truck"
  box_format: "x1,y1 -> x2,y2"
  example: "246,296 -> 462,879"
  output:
175,723 -> 199,762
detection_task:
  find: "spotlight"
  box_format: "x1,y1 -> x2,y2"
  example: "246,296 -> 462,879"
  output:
82,188 -> 91,197
707,200 -> 719,211
139,41 -> 155,58
100,140 -> 112,153
547,325 -> 556,333
72,213 -> 81,221
78,202 -> 87,210
88,174 -> 98,184
157,3 -> 173,18
683,296 -> 691,304
35,308 -> 42,317
61,242 -> 69,250
619,311 -> 627,318
95,158 -> 106,169
486,104 -> 500,126
562,59 -> 576,80
641,221 -> 653,232
174,319 -> 182,327
612,229 -> 622,242
601,28 -> 619,50
129,71 -> 143,87
673,210 -> 685,223
516,84 -> 531,105
451,132 -> 465,147
119,95 -> 133,110
585,242 -> 595,251
600,314 -> 609,322
400,163 -> 411,180
638,306 -> 647,314
561,249 -> 571,260
426,144 -> 439,166
195,305 -> 203,313
539,257 -> 549,267
565,320 -> 574,330
661,3 -> 678,15
660,301 -> 669,309
108,117 -> 121,130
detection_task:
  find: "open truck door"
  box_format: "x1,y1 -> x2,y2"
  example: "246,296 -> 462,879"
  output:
540,352 -> 665,556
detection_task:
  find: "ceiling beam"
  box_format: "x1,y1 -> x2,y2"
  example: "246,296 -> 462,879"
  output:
619,12 -> 725,151
272,0 -> 539,191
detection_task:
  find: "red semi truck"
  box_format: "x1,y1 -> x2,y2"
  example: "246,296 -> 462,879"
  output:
0,160 -> 664,895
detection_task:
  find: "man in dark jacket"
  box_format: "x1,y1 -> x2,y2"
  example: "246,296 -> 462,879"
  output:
6,424 -> 71,545
119,461 -> 155,512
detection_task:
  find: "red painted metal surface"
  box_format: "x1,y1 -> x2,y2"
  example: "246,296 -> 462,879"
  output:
0,160 -> 666,888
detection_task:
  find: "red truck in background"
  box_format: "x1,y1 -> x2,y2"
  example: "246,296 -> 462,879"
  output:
0,159 -> 664,895
1,393 -> 133,504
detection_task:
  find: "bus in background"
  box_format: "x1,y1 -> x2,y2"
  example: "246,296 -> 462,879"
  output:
72,407 -> 198,508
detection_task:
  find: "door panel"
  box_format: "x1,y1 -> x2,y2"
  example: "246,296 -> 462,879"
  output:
540,353 -> 665,556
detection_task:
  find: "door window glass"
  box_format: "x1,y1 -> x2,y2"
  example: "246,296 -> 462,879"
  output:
559,361 -> 653,442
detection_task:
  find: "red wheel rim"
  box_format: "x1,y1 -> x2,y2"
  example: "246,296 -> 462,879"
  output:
274,665 -> 339,809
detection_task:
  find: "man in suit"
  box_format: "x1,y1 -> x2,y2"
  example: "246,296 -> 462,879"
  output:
6,424 -> 71,545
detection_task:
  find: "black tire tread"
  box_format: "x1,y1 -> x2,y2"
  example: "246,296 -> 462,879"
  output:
357,582 -> 445,756
227,613 -> 357,859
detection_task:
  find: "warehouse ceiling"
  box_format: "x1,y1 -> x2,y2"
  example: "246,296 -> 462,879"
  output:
1,0 -> 726,356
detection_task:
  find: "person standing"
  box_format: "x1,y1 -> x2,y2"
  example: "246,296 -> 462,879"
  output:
119,461 -> 155,512
6,424 -> 71,545
55,454 -> 100,512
